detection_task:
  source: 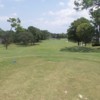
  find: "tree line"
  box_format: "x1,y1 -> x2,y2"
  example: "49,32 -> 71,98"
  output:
0,18 -> 52,49
0,18 -> 67,49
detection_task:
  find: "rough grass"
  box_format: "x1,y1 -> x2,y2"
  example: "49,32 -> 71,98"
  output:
0,39 -> 100,100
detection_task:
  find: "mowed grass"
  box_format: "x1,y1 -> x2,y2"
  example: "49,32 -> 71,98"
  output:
0,39 -> 100,100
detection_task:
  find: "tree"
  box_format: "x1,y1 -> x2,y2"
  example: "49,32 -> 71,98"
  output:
7,18 -> 27,44
14,26 -> 27,43
74,0 -> 100,45
0,28 -> 15,49
67,17 -> 91,46
41,30 -> 50,40
28,26 -> 50,43
90,8 -> 100,45
1,31 -> 14,49
28,26 -> 40,43
7,18 -> 21,31
0,28 -> 4,44
17,32 -> 33,45
76,23 -> 94,46
74,0 -> 100,10
0,28 -> 4,37
51,33 -> 67,39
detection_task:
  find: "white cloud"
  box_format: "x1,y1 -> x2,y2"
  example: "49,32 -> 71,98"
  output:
0,16 -> 8,21
39,0 -> 90,32
44,5 -> 90,27
46,9 -> 74,26
21,0 -> 90,33
0,12 -> 18,22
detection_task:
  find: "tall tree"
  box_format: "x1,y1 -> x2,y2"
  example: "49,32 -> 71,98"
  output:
7,18 -> 21,31
17,32 -> 33,45
74,0 -> 100,45
7,17 -> 25,44
0,28 -> 4,43
74,0 -> 100,10
90,8 -> 100,45
41,30 -> 50,40
67,17 -> 91,46
28,26 -> 47,43
28,26 -> 39,43
76,23 -> 94,46
1,31 -> 14,49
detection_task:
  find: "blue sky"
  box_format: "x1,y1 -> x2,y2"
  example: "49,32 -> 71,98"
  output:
0,0 -> 90,33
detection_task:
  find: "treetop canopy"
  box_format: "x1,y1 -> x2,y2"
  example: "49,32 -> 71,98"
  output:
74,0 -> 100,10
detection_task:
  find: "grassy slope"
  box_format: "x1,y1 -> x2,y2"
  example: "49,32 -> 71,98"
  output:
0,39 -> 100,100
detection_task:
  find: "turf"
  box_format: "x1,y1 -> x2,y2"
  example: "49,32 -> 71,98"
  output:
0,39 -> 100,100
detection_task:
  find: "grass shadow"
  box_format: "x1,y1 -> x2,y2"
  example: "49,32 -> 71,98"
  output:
60,46 -> 100,53
16,43 -> 40,47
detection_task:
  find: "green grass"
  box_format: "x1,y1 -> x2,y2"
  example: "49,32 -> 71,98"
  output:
0,39 -> 100,100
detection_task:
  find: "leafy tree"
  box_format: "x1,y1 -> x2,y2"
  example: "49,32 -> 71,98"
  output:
0,28 -> 4,37
15,25 -> 25,33
90,8 -> 100,45
7,18 -> 21,31
14,26 -> 27,43
7,17 -> 24,46
28,26 -> 40,43
1,31 -> 14,49
67,17 -> 91,45
17,32 -> 33,45
41,30 -> 50,40
74,0 -> 100,45
76,23 -> 94,46
0,28 -> 4,43
67,26 -> 80,45
0,28 -> 15,49
74,0 -> 100,10
28,26 -> 50,43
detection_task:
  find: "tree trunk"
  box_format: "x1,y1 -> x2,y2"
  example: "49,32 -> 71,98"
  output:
96,25 -> 100,45
78,41 -> 80,46
98,25 -> 100,43
85,42 -> 87,46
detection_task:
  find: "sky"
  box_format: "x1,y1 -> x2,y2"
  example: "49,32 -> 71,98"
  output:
0,0 -> 91,33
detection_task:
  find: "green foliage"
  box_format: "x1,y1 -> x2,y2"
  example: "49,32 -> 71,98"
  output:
6,18 -> 51,46
28,26 -> 50,43
67,17 -> 93,46
1,31 -> 14,49
74,0 -> 100,10
91,8 -> 100,25
7,18 -> 21,31
16,32 -> 33,45
90,8 -> 100,45
15,25 -> 25,33
0,28 -> 4,37
51,33 -> 67,39
76,23 -> 94,45
28,26 -> 41,43
61,46 -> 100,52
41,30 -> 50,40
74,0 -> 100,45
